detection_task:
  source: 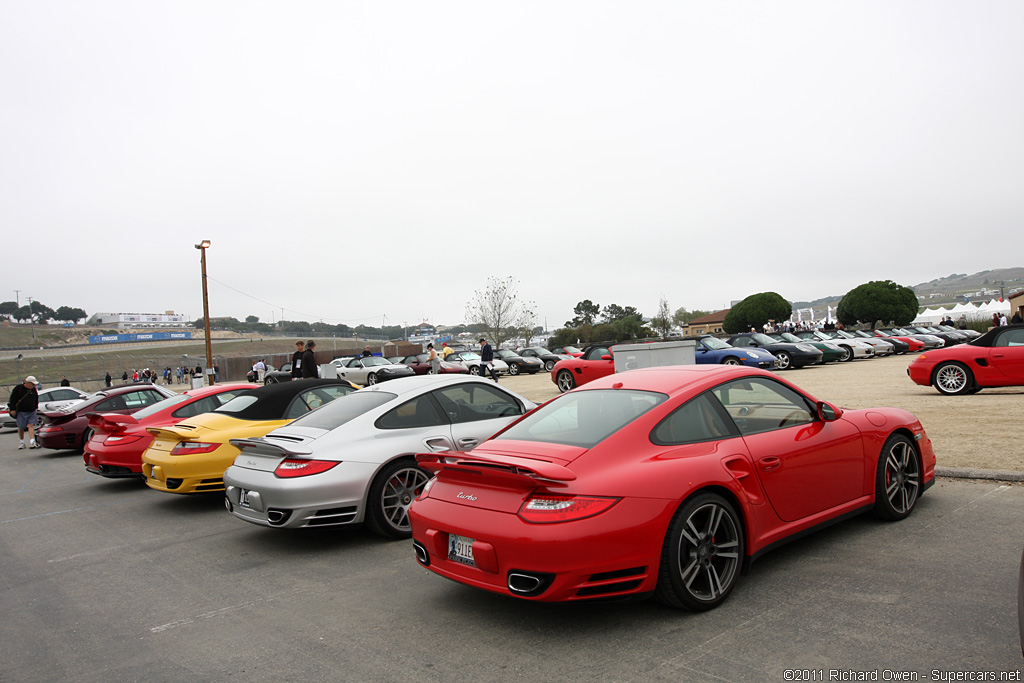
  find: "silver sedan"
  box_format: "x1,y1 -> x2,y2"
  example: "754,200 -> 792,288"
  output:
223,375 -> 536,538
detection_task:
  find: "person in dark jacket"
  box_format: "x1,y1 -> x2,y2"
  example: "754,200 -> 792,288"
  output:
301,340 -> 319,378
478,338 -> 499,382
105,372 -> 112,388
9,375 -> 40,449
60,376 -> 70,387
291,340 -> 305,379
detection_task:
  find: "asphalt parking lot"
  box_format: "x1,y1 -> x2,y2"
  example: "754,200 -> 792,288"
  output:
1,429 -> 1021,682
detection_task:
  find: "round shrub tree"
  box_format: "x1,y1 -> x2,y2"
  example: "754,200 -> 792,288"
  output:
722,292 -> 792,334
836,280 -> 918,327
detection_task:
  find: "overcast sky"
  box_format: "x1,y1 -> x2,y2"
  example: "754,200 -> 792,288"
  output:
3,1 -> 1022,330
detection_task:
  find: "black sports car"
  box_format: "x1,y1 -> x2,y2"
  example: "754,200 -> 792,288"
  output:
725,333 -> 823,370
493,349 -> 543,375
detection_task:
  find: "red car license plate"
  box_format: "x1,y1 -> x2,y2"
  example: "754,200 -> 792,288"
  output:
448,534 -> 475,567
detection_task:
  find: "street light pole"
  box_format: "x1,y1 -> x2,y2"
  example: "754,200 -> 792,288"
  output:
195,240 -> 215,385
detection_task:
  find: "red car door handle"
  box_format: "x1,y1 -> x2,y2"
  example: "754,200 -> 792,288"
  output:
759,456 -> 781,471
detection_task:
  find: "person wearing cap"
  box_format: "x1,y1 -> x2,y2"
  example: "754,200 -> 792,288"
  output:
8,376 -> 41,449
301,340 -> 319,378
441,342 -> 454,359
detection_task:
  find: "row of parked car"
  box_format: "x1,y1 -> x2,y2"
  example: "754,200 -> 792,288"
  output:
2,375 -> 536,540
10,328 -> 1023,624
7,358 -> 937,613
546,324 -> 987,394
249,346 -> 575,386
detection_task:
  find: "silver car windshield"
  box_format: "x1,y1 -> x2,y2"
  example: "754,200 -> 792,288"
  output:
287,391 -> 396,430
495,389 -> 666,449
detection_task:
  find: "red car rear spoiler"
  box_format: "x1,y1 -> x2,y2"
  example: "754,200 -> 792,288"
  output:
416,452 -> 576,488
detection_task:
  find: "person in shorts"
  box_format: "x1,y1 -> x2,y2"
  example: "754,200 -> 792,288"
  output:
9,375 -> 41,449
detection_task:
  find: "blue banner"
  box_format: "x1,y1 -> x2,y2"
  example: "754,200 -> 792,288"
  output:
88,332 -> 193,344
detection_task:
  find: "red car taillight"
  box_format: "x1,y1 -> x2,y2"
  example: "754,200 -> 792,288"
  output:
103,435 -> 142,446
170,441 -> 221,455
517,494 -> 620,523
274,458 -> 339,478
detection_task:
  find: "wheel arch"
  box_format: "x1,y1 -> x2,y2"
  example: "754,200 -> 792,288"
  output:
928,359 -> 976,392
667,484 -> 752,574
360,452 -> 424,508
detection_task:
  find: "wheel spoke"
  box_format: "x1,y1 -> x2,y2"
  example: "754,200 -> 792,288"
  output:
680,557 -> 700,585
706,565 -> 723,599
681,520 -> 700,546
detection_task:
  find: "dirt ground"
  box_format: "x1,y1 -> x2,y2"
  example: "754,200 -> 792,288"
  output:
497,354 -> 1023,473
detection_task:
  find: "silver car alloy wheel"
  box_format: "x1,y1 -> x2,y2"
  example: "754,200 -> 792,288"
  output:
380,466 -> 430,533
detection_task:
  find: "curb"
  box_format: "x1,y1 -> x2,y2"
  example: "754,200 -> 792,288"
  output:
935,466 -> 1024,483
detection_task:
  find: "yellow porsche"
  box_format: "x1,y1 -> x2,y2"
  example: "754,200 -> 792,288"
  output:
142,379 -> 359,494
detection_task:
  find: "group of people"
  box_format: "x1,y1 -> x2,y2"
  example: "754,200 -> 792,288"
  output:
290,339 -> 320,379
424,339 -> 499,380
991,311 -> 1022,326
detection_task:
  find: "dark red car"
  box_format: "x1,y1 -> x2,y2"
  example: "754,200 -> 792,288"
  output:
38,384 -> 177,450
82,383 -> 253,478
411,365 -> 935,610
551,344 -> 617,393
399,354 -> 469,376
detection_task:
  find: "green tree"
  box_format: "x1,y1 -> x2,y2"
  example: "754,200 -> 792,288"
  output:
723,292 -> 792,334
245,315 -> 260,324
650,297 -> 672,337
54,306 -> 87,323
836,280 -> 918,327
27,301 -> 54,323
566,300 -> 600,328
0,301 -> 18,321
672,307 -> 711,328
465,276 -> 536,349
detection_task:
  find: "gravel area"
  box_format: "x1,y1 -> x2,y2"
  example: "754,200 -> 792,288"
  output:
496,354 -> 1023,473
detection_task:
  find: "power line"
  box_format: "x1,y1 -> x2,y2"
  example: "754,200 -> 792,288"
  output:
205,275 -> 386,325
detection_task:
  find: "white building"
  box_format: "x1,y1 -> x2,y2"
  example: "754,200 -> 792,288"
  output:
87,311 -> 191,329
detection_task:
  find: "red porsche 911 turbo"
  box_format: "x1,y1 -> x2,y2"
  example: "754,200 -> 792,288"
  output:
907,324 -> 1024,395
410,364 -> 935,611
83,383 -> 254,479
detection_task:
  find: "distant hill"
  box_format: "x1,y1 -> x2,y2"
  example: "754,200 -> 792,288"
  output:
792,267 -> 1024,312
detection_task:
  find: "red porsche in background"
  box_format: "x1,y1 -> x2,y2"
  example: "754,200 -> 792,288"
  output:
907,324 -> 1024,395
83,383 -> 253,479
550,344 -> 617,393
411,364 -> 934,611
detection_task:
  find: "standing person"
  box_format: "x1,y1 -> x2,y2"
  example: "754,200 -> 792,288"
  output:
60,375 -> 70,387
361,346 -> 374,358
441,342 -> 454,358
9,376 -> 40,449
426,343 -> 441,375
104,372 -> 112,388
291,340 -> 305,379
478,338 -> 499,382
122,371 -> 128,382
1012,309 -> 1023,325
301,340 -> 319,378
992,313 -> 1000,328
254,358 -> 267,383
1000,313 -> 1008,326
